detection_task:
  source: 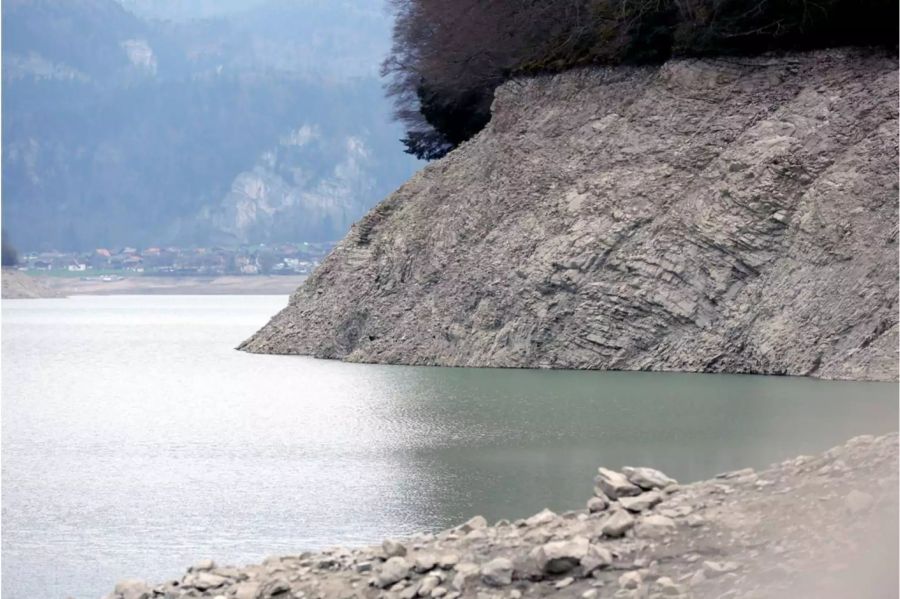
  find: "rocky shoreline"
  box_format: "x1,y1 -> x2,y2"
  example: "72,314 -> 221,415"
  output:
107,432 -> 898,599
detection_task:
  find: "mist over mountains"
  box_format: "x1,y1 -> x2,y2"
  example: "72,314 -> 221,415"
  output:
1,0 -> 421,251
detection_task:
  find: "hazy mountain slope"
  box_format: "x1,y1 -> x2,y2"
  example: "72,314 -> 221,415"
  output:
240,49 -> 899,382
1,0 -> 419,251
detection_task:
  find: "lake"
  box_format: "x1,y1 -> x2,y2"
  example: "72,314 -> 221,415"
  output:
2,295 -> 896,598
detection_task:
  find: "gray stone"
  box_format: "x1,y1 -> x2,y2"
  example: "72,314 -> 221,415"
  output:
438,554 -> 460,569
525,508 -> 557,527
581,545 -> 613,574
190,572 -> 228,590
378,557 -> 411,588
458,516 -> 488,533
192,559 -> 217,572
534,536 -> 590,574
418,575 -> 441,597
601,510 -> 635,537
113,580 -> 150,599
383,539 -> 408,558
263,578 -> 290,596
451,563 -> 480,591
431,587 -> 447,598
622,467 -> 677,490
595,468 -> 642,499
635,514 -> 676,538
618,571 -> 642,590
587,495 -> 609,513
414,553 -> 438,573
554,577 -> 574,589
618,490 -> 663,513
481,558 -> 514,586
233,582 -> 262,599
653,576 -> 681,596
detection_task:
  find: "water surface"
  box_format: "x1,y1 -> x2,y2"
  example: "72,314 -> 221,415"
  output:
2,295 -> 896,598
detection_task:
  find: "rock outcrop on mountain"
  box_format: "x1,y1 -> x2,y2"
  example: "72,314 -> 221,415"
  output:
240,48 -> 899,382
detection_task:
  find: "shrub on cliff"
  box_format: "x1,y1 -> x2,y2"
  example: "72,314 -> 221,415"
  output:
383,0 -> 898,160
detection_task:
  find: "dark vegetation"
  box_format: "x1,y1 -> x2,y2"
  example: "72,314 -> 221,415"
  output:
2,232 -> 19,267
383,0 -> 898,160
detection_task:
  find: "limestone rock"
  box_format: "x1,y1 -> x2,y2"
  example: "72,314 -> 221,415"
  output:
622,467 -> 677,490
378,557 -> 411,588
618,571 -> 642,590
596,468 -> 642,499
601,510 -> 635,537
383,539 -> 408,558
587,494 -> 609,514
113,580 -> 150,599
481,558 -> 514,586
618,490 -> 663,513
533,536 -> 590,574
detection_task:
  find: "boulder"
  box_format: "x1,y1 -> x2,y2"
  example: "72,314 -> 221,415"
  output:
377,557 -> 411,588
600,510 -> 635,537
618,490 -> 663,513
414,553 -> 438,573
481,558 -> 514,586
451,563 -> 480,591
113,580 -> 150,599
581,545 -> 613,574
618,571 -> 642,590
458,516 -> 488,533
383,539 -> 408,558
595,468 -> 641,499
587,495 -> 609,513
418,576 -> 441,596
622,467 -> 677,490
525,508 -> 557,527
533,536 -> 590,574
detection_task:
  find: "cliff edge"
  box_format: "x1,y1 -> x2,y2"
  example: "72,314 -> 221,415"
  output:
240,49 -> 899,381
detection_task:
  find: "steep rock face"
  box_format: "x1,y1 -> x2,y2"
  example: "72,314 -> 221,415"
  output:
240,49 -> 899,381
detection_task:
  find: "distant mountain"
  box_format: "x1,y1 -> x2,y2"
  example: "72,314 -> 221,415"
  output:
1,0 -> 420,251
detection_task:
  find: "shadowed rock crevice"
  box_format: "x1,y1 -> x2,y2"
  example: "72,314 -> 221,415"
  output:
239,48 -> 899,382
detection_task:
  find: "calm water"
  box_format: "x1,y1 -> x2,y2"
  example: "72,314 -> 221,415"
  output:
2,295 -> 897,598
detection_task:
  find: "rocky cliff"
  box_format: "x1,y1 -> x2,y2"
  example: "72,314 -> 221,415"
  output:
240,48 -> 899,381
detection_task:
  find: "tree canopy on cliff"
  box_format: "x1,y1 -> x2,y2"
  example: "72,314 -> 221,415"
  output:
383,0 -> 898,160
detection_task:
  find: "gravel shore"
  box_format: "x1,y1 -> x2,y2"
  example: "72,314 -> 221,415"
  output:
106,432 -> 899,599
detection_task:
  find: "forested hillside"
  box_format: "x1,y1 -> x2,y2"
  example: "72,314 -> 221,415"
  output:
2,0 -> 420,251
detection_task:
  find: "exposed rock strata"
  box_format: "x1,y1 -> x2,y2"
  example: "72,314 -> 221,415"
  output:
106,433 -> 899,599
240,48 -> 899,381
